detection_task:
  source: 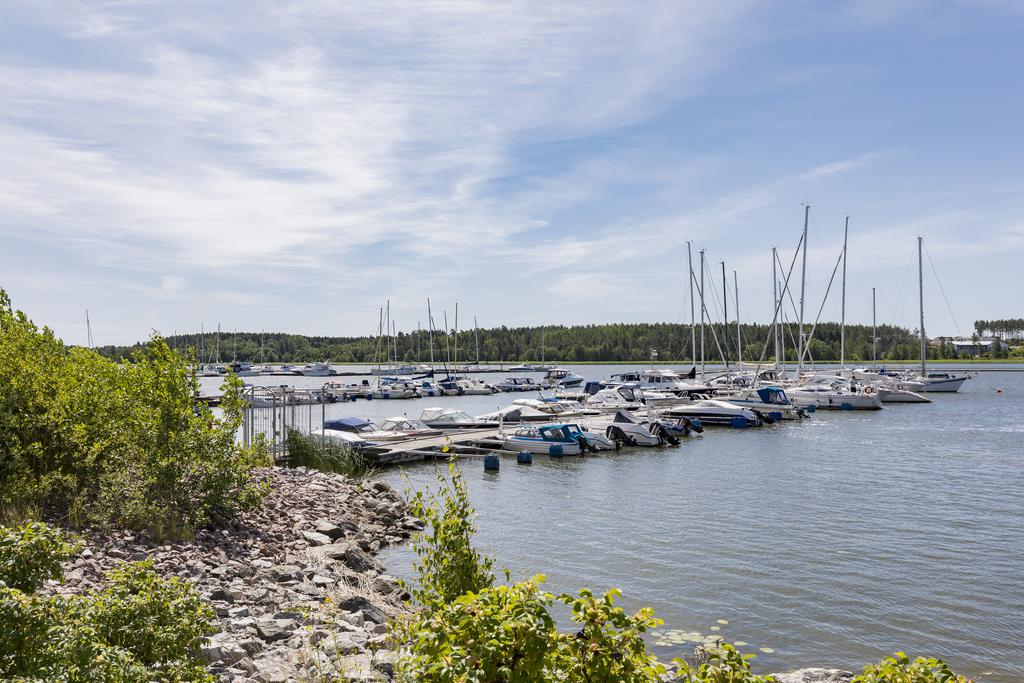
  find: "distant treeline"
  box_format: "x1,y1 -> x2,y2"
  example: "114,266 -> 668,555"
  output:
974,319 -> 1024,340
93,321 -> 972,364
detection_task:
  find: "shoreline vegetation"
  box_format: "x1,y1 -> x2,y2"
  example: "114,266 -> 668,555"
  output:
0,291 -> 979,681
94,322 -> 1021,365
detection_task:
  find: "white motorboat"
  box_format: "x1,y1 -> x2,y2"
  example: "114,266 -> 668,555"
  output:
511,398 -> 591,419
300,362 -> 336,377
478,404 -> 553,423
227,361 -> 259,377
876,386 -> 931,403
606,368 -> 709,395
452,377 -> 499,395
914,371 -> 972,393
659,400 -> 764,427
412,379 -> 451,398
787,376 -> 882,411
370,364 -> 432,376
419,407 -> 497,430
602,410 -> 679,447
498,377 -> 541,392
584,385 -> 646,412
321,417 -> 410,442
310,428 -> 380,450
377,417 -> 443,439
711,386 -> 805,420
497,423 -> 588,455
370,379 -> 419,399
541,368 -> 585,389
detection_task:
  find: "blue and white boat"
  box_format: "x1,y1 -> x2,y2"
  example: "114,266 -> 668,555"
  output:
498,423 -> 589,455
712,386 -> 806,420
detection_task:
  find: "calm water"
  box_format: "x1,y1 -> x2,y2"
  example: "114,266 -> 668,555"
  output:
202,365 -> 1024,680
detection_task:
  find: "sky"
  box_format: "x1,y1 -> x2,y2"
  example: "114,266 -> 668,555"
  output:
1,0 -> 1022,346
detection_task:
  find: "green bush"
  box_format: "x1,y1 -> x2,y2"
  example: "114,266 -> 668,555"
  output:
672,644 -> 775,682
0,522 -> 215,682
405,459 -> 495,609
0,290 -> 268,537
0,521 -> 79,592
285,429 -> 377,479
853,653 -> 974,682
395,575 -> 668,683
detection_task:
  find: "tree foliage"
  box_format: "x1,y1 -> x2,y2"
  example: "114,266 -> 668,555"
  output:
0,290 -> 268,537
96,321 -> 946,364
0,522 -> 214,682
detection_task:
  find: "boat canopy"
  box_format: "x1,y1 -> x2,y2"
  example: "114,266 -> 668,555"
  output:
755,387 -> 789,405
324,417 -> 375,432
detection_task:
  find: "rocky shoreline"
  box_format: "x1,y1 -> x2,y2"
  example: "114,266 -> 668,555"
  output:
46,467 -> 420,682
43,466 -> 855,682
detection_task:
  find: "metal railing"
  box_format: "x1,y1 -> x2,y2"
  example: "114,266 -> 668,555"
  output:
241,386 -> 326,457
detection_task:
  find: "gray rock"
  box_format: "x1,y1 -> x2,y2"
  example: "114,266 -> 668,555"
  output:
301,530 -> 333,547
337,596 -> 389,625
771,669 -> 855,683
210,588 -> 235,603
314,520 -> 346,540
256,618 -> 298,643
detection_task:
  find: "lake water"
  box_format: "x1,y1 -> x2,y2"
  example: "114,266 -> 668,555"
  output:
201,364 -> 1024,680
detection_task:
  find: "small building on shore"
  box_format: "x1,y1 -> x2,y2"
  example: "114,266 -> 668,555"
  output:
941,337 -> 1009,356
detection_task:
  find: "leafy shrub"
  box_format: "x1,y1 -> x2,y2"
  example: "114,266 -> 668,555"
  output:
395,576 -> 668,683
0,522 -> 215,682
286,429 -> 377,479
672,644 -> 775,682
0,521 -> 79,592
0,290 -> 268,537
395,575 -> 556,682
405,459 -> 495,609
551,587 -> 664,682
853,653 -> 974,683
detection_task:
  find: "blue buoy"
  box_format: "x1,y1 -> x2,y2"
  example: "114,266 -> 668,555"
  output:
730,415 -> 749,429
484,453 -> 500,471
548,444 -> 564,457
517,450 -> 533,465
690,418 -> 703,430
806,404 -> 816,413
366,393 -> 373,400
768,411 -> 783,423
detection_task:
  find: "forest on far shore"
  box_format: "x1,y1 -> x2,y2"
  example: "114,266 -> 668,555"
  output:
92,320 -> 1020,365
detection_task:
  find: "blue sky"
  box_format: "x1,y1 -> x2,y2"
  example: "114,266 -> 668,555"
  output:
1,1 -> 1022,346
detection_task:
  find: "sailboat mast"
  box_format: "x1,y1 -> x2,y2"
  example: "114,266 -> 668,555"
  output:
699,249 -> 706,375
797,205 -> 809,375
772,247 -> 780,366
474,316 -> 480,365
734,271 -> 741,364
454,303 -> 459,374
85,309 -> 93,349
840,216 -> 849,368
443,310 -> 451,369
721,260 -> 729,367
384,300 -> 391,365
687,241 -> 696,363
427,299 -> 436,369
392,320 -> 398,365
919,236 -> 926,376
871,287 -> 877,368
